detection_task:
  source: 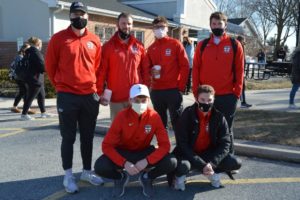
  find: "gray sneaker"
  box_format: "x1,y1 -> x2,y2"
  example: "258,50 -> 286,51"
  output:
80,171 -> 104,186
63,175 -> 79,193
139,172 -> 153,198
113,172 -> 129,198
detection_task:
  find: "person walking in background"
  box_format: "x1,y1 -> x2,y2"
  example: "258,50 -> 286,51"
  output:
45,1 -> 103,193
20,37 -> 50,120
9,43 -> 36,115
277,47 -> 286,61
236,35 -> 252,108
257,49 -> 266,63
192,12 -> 244,154
182,34 -> 194,95
98,12 -> 145,120
142,16 -> 189,130
94,84 -> 176,198
289,47 -> 300,109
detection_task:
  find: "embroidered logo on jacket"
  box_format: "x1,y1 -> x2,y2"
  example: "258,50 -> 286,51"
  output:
87,41 -> 94,50
165,49 -> 171,56
131,45 -> 139,54
145,125 -> 152,134
224,46 -> 231,53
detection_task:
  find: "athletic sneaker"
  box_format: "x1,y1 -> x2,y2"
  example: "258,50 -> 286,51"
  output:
113,172 -> 129,198
207,173 -> 221,188
11,107 -> 21,113
288,104 -> 298,109
63,175 -> 79,193
40,113 -> 53,118
20,114 -> 34,121
139,172 -> 153,198
240,103 -> 252,108
174,175 -> 186,191
80,170 -> 104,186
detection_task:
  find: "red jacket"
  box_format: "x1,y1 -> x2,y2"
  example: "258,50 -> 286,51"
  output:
102,107 -> 171,167
97,33 -> 145,102
45,26 -> 101,95
192,34 -> 244,98
142,37 -> 189,92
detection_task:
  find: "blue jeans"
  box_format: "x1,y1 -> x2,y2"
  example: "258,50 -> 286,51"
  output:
289,84 -> 300,104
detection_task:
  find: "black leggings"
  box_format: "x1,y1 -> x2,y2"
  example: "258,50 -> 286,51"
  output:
94,146 -> 177,180
22,83 -> 46,115
13,80 -> 27,107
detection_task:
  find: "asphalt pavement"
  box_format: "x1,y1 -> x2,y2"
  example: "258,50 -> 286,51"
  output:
0,88 -> 299,200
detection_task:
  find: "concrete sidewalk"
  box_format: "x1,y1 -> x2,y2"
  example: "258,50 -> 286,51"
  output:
0,88 -> 299,163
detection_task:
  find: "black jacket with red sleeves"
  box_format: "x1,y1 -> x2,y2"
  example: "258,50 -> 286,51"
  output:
173,103 -> 231,170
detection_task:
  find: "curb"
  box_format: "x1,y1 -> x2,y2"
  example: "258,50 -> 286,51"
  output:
235,140 -> 300,163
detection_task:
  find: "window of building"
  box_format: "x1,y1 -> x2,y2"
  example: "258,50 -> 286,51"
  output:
132,30 -> 144,43
95,25 -> 115,44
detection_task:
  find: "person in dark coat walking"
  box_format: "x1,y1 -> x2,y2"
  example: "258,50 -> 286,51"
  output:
289,47 -> 300,109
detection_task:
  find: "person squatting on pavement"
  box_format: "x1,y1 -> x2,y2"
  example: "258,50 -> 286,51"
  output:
98,12 -> 145,120
142,16 -> 189,130
169,85 -> 242,191
192,12 -> 244,154
45,1 -> 103,193
94,84 -> 177,198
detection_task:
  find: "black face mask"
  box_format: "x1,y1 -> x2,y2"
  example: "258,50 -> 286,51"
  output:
211,28 -> 225,37
71,17 -> 87,29
198,102 -> 213,112
118,30 -> 130,40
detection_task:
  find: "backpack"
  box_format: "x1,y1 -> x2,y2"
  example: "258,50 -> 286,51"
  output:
14,53 -> 30,81
200,37 -> 238,83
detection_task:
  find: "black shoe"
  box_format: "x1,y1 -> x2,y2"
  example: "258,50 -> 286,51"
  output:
139,172 -> 153,198
241,103 -> 252,108
113,172 -> 129,198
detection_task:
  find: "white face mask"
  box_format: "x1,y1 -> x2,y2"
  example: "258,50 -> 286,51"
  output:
132,103 -> 148,115
154,28 -> 167,39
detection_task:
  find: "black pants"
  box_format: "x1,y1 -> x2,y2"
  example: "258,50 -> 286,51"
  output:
185,69 -> 192,93
57,92 -> 100,170
94,146 -> 177,180
150,88 -> 183,129
13,80 -> 27,107
22,83 -> 46,114
214,94 -> 238,153
240,78 -> 246,104
174,153 -> 242,177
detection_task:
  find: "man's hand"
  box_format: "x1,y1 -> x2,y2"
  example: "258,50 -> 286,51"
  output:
203,163 -> 214,176
99,96 -> 109,106
135,159 -> 148,172
124,161 -> 140,176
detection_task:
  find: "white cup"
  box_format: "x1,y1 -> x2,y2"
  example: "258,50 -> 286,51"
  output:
101,89 -> 112,106
152,65 -> 161,79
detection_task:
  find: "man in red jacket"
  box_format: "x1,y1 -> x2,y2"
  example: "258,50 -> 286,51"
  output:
94,84 -> 177,198
192,12 -> 244,154
142,16 -> 189,130
45,2 -> 103,193
98,12 -> 145,120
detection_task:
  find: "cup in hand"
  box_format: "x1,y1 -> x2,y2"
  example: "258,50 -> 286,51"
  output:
101,89 -> 112,106
152,65 -> 161,79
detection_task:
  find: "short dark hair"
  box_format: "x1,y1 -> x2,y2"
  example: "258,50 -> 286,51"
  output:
152,16 -> 168,25
197,85 -> 215,96
209,12 -> 227,24
117,12 -> 132,21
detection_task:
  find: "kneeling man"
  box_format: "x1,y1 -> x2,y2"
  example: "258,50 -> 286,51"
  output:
170,85 -> 241,191
95,84 -> 177,198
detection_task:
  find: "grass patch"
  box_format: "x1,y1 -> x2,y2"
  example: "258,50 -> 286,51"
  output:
246,78 -> 292,90
234,109 -> 300,147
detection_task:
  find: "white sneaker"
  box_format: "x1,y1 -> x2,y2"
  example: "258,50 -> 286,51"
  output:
174,175 -> 186,191
288,104 -> 298,109
40,113 -> 53,118
20,114 -> 35,121
63,175 -> 79,193
80,170 -> 104,186
207,173 -> 221,188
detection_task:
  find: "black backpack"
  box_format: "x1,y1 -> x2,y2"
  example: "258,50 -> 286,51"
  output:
14,53 -> 30,81
200,37 -> 238,83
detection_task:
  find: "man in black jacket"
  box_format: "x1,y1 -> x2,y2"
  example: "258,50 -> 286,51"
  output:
170,85 -> 241,191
